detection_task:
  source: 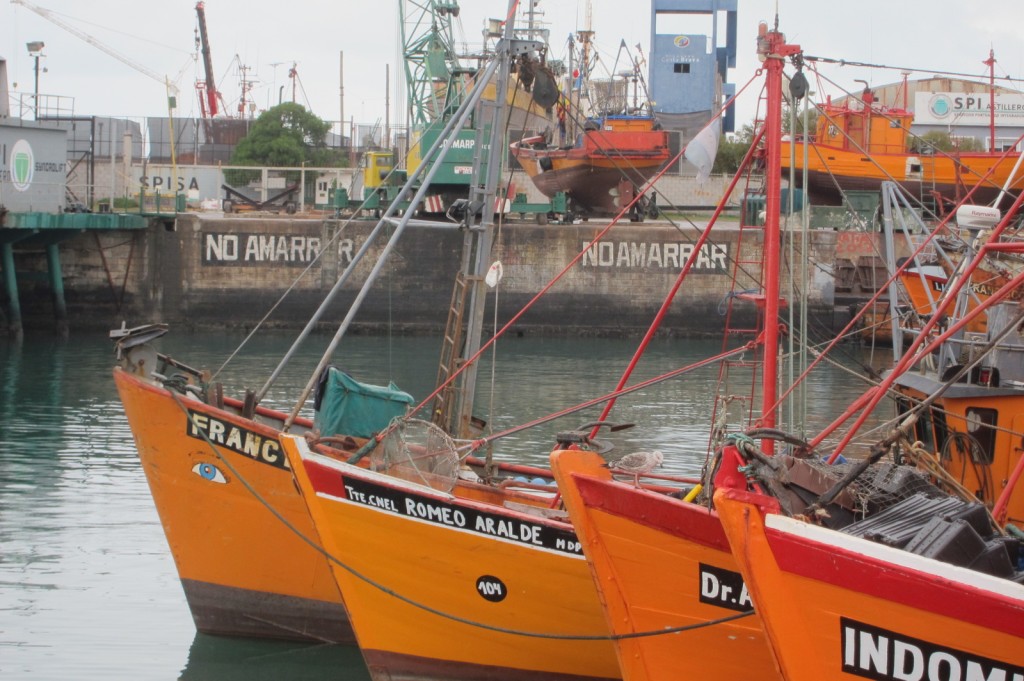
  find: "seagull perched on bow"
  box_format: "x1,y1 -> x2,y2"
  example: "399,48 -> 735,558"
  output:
604,450 -> 664,487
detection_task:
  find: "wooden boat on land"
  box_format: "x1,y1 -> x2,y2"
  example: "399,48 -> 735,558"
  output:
511,115 -> 670,217
780,88 -> 1024,206
511,25 -> 669,218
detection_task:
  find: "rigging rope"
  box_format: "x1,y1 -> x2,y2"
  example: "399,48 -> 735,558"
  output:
167,389 -> 754,641
803,54 -> 1023,88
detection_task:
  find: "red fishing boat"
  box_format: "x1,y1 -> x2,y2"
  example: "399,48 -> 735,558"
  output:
549,22 -> 799,681
553,19 -> 1024,681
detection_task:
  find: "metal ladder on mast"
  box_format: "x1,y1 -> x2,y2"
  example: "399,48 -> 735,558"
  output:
432,271 -> 471,431
708,114 -> 773,448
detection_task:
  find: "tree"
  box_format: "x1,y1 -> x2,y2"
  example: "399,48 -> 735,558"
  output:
911,131 -> 985,153
226,103 -> 338,185
712,123 -> 756,174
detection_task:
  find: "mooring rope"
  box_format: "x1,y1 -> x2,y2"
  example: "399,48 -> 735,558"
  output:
166,389 -> 754,641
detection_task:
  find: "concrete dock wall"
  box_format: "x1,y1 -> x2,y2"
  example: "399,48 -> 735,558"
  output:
8,213 -> 858,337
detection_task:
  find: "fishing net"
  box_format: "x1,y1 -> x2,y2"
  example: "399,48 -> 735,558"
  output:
371,418 -> 460,493
702,435 -> 957,529
792,458 -> 946,513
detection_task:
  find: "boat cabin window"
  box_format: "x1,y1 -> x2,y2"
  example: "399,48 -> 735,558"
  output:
897,398 -> 948,457
964,407 -> 997,464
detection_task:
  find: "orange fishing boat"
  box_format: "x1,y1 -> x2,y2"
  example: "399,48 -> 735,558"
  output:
554,22 -> 1024,681
534,23 -> 805,681
282,432 -> 619,681
704,190 -> 1024,678
715,480 -> 1024,681
780,89 -> 1024,206
111,1 -> 617,658
896,220 -> 1024,337
113,328 -> 609,644
549,450 -> 777,681
889,300 -> 1024,527
112,339 -> 353,643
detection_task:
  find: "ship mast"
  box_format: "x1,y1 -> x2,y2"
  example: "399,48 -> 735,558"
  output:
756,20 -> 801,454
984,49 -> 996,152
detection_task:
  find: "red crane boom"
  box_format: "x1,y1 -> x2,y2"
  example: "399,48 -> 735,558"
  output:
195,1 -> 221,118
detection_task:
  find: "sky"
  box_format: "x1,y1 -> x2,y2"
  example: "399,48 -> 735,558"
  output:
4,0 -> 1024,136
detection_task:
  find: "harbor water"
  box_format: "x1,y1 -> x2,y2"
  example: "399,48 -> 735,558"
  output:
0,330 -> 889,680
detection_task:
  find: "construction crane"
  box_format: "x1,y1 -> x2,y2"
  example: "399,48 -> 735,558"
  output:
193,1 -> 225,119
11,0 -> 182,102
401,0 -> 464,128
12,0 -> 187,191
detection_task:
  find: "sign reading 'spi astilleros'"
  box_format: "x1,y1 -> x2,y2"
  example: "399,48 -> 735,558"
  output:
339,475 -> 584,556
203,232 -> 322,266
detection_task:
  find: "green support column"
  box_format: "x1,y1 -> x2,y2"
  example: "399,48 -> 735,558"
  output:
45,243 -> 69,338
2,243 -> 22,338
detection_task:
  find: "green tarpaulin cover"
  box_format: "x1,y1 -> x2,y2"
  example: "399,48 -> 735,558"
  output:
314,367 -> 415,438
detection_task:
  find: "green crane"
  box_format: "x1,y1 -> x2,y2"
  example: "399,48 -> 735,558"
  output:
400,0 -> 465,128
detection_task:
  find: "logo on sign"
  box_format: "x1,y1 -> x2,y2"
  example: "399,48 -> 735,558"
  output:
674,35 -> 691,48
928,94 -> 953,119
11,139 -> 34,191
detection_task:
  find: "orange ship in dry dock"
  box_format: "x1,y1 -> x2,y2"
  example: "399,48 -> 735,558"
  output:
511,115 -> 670,217
779,89 -> 1024,206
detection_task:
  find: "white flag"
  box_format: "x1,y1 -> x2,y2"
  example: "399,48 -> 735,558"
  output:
684,119 -> 721,184
485,261 -> 504,288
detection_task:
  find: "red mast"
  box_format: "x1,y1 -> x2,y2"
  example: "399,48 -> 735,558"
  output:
756,20 -> 801,454
195,1 -> 220,118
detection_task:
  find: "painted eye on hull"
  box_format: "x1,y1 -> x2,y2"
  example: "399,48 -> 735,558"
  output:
191,462 -> 227,483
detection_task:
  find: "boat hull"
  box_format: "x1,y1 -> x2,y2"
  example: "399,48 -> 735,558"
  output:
516,158 -> 666,213
283,436 -> 620,681
780,142 -> 1024,206
513,126 -> 669,214
549,450 -> 777,681
716,488 -> 1024,681
113,368 -> 353,643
